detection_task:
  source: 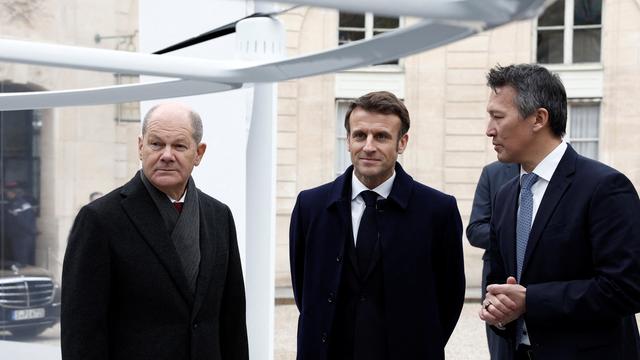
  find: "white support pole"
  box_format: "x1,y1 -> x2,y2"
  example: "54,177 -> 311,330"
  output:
245,81 -> 277,360
243,2 -> 283,359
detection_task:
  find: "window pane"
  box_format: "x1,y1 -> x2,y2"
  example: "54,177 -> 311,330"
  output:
572,141 -> 598,159
373,16 -> 399,29
537,30 -> 564,63
538,0 -> 565,26
573,29 -> 601,63
574,0 -> 602,26
338,30 -> 365,45
339,12 -> 365,28
569,103 -> 599,159
570,104 -> 599,138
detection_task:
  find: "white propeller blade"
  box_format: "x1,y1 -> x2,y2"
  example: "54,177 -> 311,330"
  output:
0,0 -> 552,110
0,80 -> 239,110
256,0 -> 551,24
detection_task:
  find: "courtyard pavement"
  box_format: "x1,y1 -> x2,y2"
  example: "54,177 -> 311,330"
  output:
2,302 -> 639,360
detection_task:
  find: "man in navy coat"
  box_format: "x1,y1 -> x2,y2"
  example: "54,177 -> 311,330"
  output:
479,64 -> 640,359
467,161 -> 518,359
290,91 -> 465,360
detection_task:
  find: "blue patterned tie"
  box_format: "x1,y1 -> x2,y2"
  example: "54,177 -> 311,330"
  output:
515,172 -> 538,346
516,173 -> 538,281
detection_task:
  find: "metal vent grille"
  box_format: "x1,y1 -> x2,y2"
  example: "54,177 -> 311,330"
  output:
0,278 -> 55,309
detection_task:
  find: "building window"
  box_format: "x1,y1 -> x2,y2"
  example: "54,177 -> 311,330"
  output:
335,100 -> 352,176
537,0 -> 602,64
566,101 -> 600,159
338,12 -> 400,65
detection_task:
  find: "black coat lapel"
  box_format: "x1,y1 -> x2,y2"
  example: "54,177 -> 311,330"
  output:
521,146 -> 576,281
367,163 -> 413,280
120,175 -> 194,306
502,179 -> 520,278
326,167 -> 358,278
191,193 -> 221,320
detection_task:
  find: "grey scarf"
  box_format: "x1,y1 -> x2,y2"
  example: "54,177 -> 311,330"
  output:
140,171 -> 201,294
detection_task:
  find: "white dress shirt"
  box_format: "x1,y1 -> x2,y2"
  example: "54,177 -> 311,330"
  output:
167,189 -> 187,203
518,140 -> 567,345
350,171 -> 395,245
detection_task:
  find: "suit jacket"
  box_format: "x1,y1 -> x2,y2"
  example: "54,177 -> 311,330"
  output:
488,145 -> 640,359
466,161 -> 518,360
61,173 -> 248,360
290,163 -> 465,360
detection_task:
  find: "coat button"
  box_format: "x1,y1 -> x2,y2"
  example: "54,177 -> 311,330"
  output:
193,323 -> 199,329
321,332 -> 327,343
360,295 -> 367,302
336,255 -> 342,263
328,292 -> 335,303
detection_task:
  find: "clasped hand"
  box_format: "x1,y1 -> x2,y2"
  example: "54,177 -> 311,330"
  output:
478,276 -> 526,328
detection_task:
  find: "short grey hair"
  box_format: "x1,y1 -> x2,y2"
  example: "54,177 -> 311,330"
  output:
142,104 -> 204,143
486,63 -> 567,137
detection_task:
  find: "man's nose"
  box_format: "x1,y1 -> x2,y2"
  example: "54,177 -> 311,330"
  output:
486,121 -> 496,137
160,145 -> 174,160
363,135 -> 376,151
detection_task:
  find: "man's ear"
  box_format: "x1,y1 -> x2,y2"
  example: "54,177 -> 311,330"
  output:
532,108 -> 549,133
138,136 -> 143,160
194,143 -> 207,166
397,133 -> 409,154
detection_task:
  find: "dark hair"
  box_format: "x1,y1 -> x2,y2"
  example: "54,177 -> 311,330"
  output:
344,91 -> 410,137
142,104 -> 204,143
487,64 -> 567,137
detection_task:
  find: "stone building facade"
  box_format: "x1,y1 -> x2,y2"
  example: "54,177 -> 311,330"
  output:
0,0 -> 140,278
274,1 -> 640,292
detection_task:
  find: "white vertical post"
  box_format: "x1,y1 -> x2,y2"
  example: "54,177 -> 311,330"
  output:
241,3 -> 283,359
246,81 -> 277,360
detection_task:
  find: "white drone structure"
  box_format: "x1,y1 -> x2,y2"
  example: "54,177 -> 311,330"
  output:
0,0 -> 553,358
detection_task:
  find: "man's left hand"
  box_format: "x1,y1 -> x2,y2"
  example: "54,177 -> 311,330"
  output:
479,276 -> 526,327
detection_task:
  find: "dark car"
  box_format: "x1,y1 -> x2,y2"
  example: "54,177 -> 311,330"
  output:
0,262 -> 61,337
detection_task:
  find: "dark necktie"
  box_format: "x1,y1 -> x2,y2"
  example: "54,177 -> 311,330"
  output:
173,202 -> 183,213
356,190 -> 379,276
515,172 -> 538,346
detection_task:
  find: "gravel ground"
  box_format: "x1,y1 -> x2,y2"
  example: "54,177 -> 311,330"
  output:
274,302 -> 490,360
2,307 -> 639,360
275,303 -> 640,360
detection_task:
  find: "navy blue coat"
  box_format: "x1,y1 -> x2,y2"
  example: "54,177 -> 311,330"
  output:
290,163 -> 465,359
488,145 -> 640,359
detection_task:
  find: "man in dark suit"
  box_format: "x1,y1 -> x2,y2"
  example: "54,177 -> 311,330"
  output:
290,91 -> 465,360
62,103 -> 248,360
467,161 -> 518,359
479,64 -> 640,360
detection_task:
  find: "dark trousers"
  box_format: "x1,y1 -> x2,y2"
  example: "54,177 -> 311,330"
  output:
514,345 -> 533,360
482,259 -> 510,359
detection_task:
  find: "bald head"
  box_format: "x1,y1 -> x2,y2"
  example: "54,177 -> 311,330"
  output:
142,103 -> 204,144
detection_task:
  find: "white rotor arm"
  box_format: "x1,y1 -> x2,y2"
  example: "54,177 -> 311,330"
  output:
0,80 -> 239,110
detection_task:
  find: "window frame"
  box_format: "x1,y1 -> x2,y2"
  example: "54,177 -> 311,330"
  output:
338,12 -> 404,69
534,0 -> 603,65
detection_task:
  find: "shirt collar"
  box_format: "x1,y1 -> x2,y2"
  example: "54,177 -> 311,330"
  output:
167,189 -> 187,203
520,140 -> 568,182
351,171 -> 396,201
